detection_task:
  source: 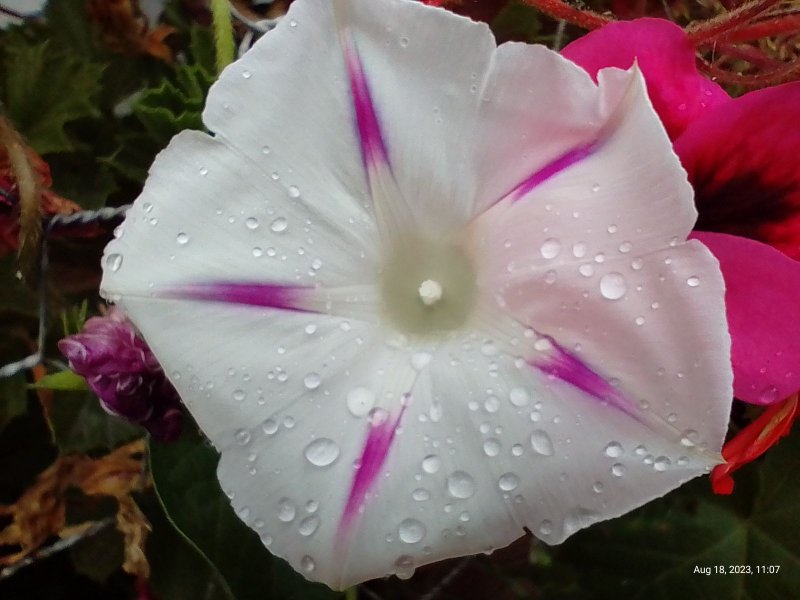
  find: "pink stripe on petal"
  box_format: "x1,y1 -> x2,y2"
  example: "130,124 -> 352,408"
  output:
342,36 -> 389,170
159,282 -> 315,313
531,338 -> 638,420
509,142 -> 597,201
338,404 -> 407,540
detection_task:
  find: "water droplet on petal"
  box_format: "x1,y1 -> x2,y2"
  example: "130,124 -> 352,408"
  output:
412,488 -> 430,501
530,430 -> 554,456
604,441 -> 623,458
447,471 -> 476,499
394,555 -> 415,579
539,520 -> 553,535
421,455 -> 441,474
245,217 -> 259,230
304,438 -> 339,467
234,429 -> 251,446
653,456 -> 671,471
509,387 -> 530,407
346,387 -> 375,417
398,518 -> 426,543
300,555 -> 315,572
288,185 -> 301,198
298,515 -> 320,536
579,264 -> 594,277
498,473 -> 519,491
611,463 -> 626,477
540,238 -> 561,259
105,253 -> 123,272
599,272 -> 627,300
303,372 -> 321,389
483,438 -> 501,457
687,276 -> 700,287
270,217 -> 288,233
176,232 -> 189,245
277,498 -> 296,522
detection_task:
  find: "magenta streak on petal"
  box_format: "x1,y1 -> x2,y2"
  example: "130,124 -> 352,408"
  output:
337,405 -> 407,541
509,142 -> 597,202
158,282 -> 315,313
531,338 -> 639,420
343,37 -> 389,170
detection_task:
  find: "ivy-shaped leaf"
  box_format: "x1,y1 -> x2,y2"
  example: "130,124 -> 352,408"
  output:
132,63 -> 214,144
48,391 -> 142,454
1,38 -> 104,154
552,431 -> 800,599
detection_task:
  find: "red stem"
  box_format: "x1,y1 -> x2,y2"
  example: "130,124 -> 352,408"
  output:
687,0 -> 783,45
714,14 -> 800,43
520,0 -> 613,30
698,54 -> 800,86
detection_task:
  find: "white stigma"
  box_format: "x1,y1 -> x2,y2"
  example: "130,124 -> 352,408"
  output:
418,279 -> 444,306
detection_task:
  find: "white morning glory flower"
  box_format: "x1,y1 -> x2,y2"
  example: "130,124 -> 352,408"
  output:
101,0 -> 733,589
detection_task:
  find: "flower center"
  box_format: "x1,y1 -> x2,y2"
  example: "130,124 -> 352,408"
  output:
379,237 -> 477,336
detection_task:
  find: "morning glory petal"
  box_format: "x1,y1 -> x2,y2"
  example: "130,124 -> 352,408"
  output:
101,0 -> 733,589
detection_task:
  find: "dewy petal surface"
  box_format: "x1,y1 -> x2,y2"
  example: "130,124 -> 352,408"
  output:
101,0 -> 733,590
561,18 -> 729,139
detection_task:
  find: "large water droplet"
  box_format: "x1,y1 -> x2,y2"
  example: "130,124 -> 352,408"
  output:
447,471 -> 476,499
304,438 -> 339,467
483,438 -> 501,457
346,387 -> 375,417
303,372 -> 321,390
105,253 -> 123,272
245,217 -> 259,230
270,217 -> 288,233
288,185 -> 301,198
540,238 -> 561,260
498,473 -> 520,491
277,498 -> 296,522
298,515 -> 320,536
300,555 -> 315,572
421,455 -> 441,474
530,430 -> 554,456
687,276 -> 700,287
509,387 -> 530,407
599,272 -> 627,300
653,456 -> 671,471
394,555 -> 415,579
398,518 -> 426,543
176,232 -> 189,245
412,488 -> 430,501
611,463 -> 626,477
604,441 -> 623,458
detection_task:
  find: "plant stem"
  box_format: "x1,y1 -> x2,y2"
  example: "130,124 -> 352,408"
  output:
210,0 -> 236,74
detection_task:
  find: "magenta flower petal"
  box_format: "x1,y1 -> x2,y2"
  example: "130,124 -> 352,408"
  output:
692,232 -> 800,405
561,18 -> 729,139
676,83 -> 800,261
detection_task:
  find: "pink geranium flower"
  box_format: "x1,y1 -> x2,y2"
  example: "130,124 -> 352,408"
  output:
100,0 -> 732,588
563,18 -> 800,407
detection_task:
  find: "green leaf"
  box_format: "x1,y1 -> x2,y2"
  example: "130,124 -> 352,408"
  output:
0,373 -> 28,432
554,431 -> 800,599
1,39 -> 104,154
150,430 -> 341,600
490,1 -> 542,44
132,63 -> 214,145
30,370 -> 89,392
143,494 -> 235,600
48,391 -> 142,454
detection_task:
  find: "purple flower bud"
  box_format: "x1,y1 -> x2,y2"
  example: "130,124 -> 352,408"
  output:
58,308 -> 183,442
